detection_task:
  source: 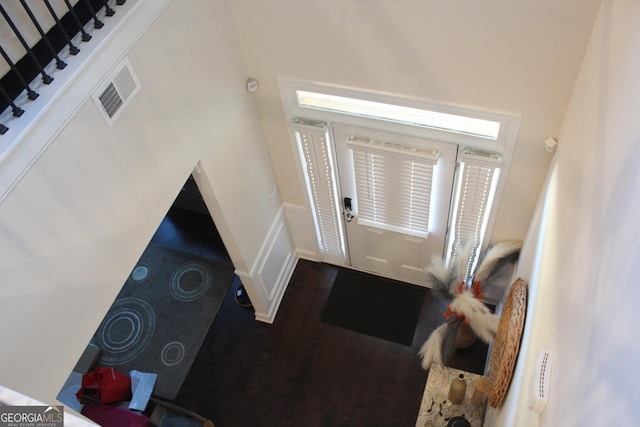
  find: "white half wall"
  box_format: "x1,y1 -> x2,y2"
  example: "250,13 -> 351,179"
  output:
485,1 -> 640,426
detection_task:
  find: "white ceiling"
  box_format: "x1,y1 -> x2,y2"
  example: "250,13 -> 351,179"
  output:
227,0 -> 602,241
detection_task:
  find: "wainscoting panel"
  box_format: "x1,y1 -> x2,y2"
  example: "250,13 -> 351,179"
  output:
238,207 -> 298,323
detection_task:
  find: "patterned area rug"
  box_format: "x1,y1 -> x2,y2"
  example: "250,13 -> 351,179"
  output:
91,243 -> 235,399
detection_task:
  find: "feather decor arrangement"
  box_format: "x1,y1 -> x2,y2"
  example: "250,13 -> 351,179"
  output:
418,240 -> 521,370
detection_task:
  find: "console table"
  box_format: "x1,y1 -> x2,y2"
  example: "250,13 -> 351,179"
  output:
415,365 -> 487,427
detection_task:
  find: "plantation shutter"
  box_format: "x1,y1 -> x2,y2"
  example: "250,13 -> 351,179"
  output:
448,148 -> 502,281
292,119 -> 346,263
347,134 -> 439,238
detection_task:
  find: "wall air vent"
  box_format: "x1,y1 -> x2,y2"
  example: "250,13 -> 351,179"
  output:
92,57 -> 141,126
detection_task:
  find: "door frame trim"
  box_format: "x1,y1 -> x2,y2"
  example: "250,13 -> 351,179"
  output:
278,78 -> 521,271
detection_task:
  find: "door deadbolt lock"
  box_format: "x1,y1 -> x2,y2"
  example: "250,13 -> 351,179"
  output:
344,197 -> 354,222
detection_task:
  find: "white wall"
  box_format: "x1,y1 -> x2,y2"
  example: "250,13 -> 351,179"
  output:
0,0 -> 295,406
228,0 -> 601,256
486,1 -> 640,425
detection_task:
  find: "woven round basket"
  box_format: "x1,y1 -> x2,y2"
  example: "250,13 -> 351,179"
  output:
487,278 -> 528,408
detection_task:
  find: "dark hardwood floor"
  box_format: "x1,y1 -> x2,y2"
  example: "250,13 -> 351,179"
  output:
151,206 -> 231,265
154,205 -> 489,427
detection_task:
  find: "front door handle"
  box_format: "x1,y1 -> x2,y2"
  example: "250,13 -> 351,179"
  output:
343,197 -> 354,222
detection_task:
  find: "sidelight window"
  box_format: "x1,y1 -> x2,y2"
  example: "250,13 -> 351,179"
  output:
291,119 -> 347,264
446,148 -> 502,281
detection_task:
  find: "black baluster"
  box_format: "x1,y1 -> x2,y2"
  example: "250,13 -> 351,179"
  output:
43,0 -> 80,55
18,0 -> 66,70
0,124 -> 8,135
0,44 -> 39,101
83,0 -> 103,29
63,0 -> 91,42
0,85 -> 25,118
0,4 -> 54,84
103,0 -> 115,17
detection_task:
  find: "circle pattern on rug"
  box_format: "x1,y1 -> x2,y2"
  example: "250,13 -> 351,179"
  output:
170,262 -> 212,302
97,297 -> 156,365
161,341 -> 185,367
131,263 -> 151,282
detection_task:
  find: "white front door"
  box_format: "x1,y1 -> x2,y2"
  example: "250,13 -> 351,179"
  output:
332,124 -> 458,285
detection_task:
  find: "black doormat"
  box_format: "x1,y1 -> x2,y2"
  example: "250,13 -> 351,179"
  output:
320,268 -> 426,346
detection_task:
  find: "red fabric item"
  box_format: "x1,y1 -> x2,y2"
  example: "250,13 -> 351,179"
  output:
81,404 -> 150,427
76,367 -> 132,404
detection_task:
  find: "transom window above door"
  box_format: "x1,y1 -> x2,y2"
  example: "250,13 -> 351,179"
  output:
296,90 -> 501,140
279,78 -> 520,154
